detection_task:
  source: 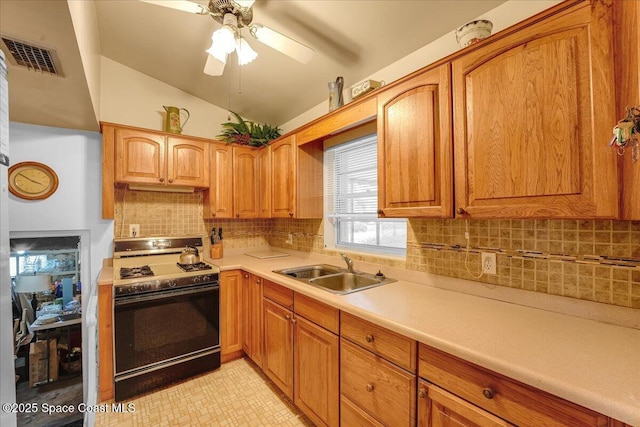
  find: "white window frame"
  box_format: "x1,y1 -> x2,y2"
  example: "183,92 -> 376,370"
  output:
324,134 -> 406,257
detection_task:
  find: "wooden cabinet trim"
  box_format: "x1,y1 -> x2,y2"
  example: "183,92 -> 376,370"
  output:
98,284 -> 114,402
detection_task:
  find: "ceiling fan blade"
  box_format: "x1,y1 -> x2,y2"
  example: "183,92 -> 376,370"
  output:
249,24 -> 314,64
233,0 -> 255,8
204,54 -> 226,76
138,0 -> 208,15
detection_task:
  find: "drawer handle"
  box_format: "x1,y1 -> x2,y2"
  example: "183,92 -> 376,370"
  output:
365,383 -> 375,392
482,388 -> 496,399
365,334 -> 374,343
417,389 -> 427,399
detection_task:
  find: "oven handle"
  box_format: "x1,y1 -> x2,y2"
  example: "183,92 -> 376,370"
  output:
114,283 -> 219,306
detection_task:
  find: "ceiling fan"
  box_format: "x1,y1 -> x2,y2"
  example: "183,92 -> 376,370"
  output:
140,0 -> 315,76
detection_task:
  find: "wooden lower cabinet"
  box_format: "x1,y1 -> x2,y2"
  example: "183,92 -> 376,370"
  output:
220,270 -> 243,362
294,316 -> 339,427
242,272 -> 263,367
98,283 -> 114,402
262,298 -> 294,399
340,338 -> 416,427
417,380 -> 513,427
418,343 -> 609,427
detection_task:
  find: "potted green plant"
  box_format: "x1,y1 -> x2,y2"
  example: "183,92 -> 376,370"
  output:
218,111 -> 282,147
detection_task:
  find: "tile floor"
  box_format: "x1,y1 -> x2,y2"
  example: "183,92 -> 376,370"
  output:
95,358 -> 314,427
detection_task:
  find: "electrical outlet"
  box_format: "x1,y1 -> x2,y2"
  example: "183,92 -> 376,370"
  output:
129,224 -> 140,237
286,233 -> 293,245
481,252 -> 497,275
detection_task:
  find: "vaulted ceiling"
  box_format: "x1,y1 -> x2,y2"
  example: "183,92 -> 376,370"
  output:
1,0 -> 506,132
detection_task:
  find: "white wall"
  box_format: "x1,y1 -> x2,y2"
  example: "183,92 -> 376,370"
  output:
8,123 -> 113,289
100,57 -> 232,140
281,0 -> 560,133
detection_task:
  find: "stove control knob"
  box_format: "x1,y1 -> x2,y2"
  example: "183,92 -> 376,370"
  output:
194,276 -> 202,283
202,275 -> 211,282
168,280 -> 177,288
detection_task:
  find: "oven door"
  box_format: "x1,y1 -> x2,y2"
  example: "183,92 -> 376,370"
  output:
114,283 -> 220,376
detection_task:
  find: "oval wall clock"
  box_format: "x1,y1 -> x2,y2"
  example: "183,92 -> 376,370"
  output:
8,161 -> 59,200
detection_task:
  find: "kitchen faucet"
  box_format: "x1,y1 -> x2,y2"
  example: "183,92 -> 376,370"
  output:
341,253 -> 354,272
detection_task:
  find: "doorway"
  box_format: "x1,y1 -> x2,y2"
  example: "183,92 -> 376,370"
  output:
10,234 -> 85,427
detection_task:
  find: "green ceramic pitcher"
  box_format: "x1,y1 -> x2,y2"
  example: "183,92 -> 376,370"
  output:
163,106 -> 190,134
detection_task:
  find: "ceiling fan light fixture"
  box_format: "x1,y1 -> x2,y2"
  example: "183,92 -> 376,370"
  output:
236,37 -> 257,65
233,0 -> 255,9
211,25 -> 236,55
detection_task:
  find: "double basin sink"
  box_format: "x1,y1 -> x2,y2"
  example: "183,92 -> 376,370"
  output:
273,264 -> 396,295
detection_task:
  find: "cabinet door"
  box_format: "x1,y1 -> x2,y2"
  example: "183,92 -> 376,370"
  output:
294,316 -> 339,427
166,137 -> 210,187
204,143 -> 234,218
263,298 -> 294,399
452,0 -> 618,218
233,146 -> 260,218
377,63 -> 453,218
257,147 -> 272,218
220,271 -> 242,361
417,380 -> 513,427
115,128 -> 165,185
242,272 -> 263,367
614,0 -> 640,220
341,338 -> 416,427
271,135 -> 296,218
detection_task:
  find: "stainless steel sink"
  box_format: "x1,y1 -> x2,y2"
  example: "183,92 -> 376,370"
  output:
273,265 -> 395,295
274,264 -> 344,279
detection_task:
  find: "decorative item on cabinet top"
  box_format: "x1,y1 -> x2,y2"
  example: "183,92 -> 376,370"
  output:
217,111 -> 282,147
455,19 -> 493,48
610,105 -> 639,162
163,106 -> 190,134
351,79 -> 384,100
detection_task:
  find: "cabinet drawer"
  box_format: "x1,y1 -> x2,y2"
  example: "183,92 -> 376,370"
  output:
341,312 -> 416,372
294,293 -> 339,334
340,395 -> 385,427
263,279 -> 293,309
341,339 -> 416,427
418,343 -> 608,427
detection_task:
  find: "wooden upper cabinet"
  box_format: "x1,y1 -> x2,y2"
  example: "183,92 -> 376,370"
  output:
258,147 -> 272,218
204,143 -> 234,218
233,146 -> 261,218
452,0 -> 618,219
271,135 -> 296,218
115,128 -> 166,185
614,0 -> 640,220
166,136 -> 209,187
114,126 -> 209,189
377,63 -> 453,218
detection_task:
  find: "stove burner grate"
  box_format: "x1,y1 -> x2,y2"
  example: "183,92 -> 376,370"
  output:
177,262 -> 213,272
120,265 -> 154,279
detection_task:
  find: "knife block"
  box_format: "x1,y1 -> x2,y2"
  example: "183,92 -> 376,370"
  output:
210,243 -> 223,259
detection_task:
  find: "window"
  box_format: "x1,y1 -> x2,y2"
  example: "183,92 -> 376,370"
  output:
324,134 -> 406,256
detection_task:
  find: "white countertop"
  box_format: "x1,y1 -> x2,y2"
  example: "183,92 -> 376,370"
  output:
206,247 -> 640,426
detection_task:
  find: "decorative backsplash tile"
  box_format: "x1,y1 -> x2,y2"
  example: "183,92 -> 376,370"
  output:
113,189 -> 640,310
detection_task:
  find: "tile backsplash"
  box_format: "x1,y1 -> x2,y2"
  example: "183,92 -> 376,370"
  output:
114,189 -> 640,309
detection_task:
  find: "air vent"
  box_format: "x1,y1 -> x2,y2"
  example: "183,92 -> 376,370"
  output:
1,36 -> 62,76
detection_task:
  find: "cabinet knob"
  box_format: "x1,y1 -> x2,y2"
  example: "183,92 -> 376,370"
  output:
289,212 -> 293,217
456,207 -> 466,215
482,388 -> 496,399
244,274 -> 249,279
211,212 -> 216,217
285,314 -> 291,320
236,213 -> 240,218
256,279 -> 261,284
168,178 -> 173,183
365,383 -> 375,392
417,389 -> 427,399
159,177 -> 165,183
365,334 -> 374,343
377,209 -> 384,216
